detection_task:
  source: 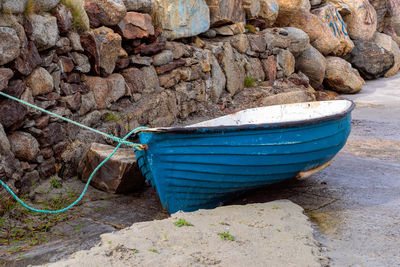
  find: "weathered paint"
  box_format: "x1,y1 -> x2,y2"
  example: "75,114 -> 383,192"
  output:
135,100 -> 354,213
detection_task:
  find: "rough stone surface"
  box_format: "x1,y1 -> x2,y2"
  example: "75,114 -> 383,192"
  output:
312,4 -> 354,56
84,74 -> 128,109
123,0 -> 154,13
345,40 -> 395,80
373,32 -> 400,78
117,11 -> 154,39
230,34 -> 249,53
276,49 -> 295,77
141,66 -> 160,93
28,13 -> 59,51
220,42 -> 244,95
81,27 -> 122,76
245,57 -> 265,81
68,32 -> 84,52
206,0 -> 246,27
71,52 -> 91,73
275,10 -> 339,56
0,27 -> 21,65
153,0 -> 210,40
2,0 -> 28,13
79,143 -> 144,194
153,50 -> 173,66
121,67 -> 144,94
214,22 -> 245,36
0,68 -> 14,91
259,0 -> 279,26
38,201 -> 325,267
210,55 -> 226,102
295,46 -> 326,89
370,0 -> 388,31
282,27 -> 310,56
248,33 -> 267,52
26,67 -> 54,96
13,41 -> 42,76
33,0 -> 61,11
8,132 -> 40,162
0,99 -> 27,129
332,0 -> 378,41
52,3 -> 73,33
86,0 -> 127,26
275,0 -> 310,13
261,56 -> 277,85
0,123 -> 10,154
243,0 -> 260,19
325,56 -> 365,94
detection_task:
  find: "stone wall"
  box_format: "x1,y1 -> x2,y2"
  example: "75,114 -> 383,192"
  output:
0,0 -> 399,195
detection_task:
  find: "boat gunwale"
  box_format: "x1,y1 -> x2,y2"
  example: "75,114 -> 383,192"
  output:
138,100 -> 355,134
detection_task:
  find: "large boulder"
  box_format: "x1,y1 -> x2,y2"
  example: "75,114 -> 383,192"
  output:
327,0 -> 377,40
345,39 -> 395,80
388,0 -> 400,35
258,0 -> 279,26
153,0 -> 210,40
206,0 -> 246,27
79,143 -> 144,194
275,0 -> 310,13
295,46 -> 327,89
370,0 -> 390,31
85,0 -> 127,27
282,27 -> 310,56
312,4 -> 354,56
8,132 -> 40,162
28,13 -> 59,51
123,0 -> 154,13
0,27 -> 21,65
324,56 -> 365,94
275,10 -> 340,56
81,26 -> 122,76
84,74 -> 128,109
373,32 -> 400,78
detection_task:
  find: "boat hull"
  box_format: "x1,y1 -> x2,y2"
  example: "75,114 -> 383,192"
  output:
136,106 -> 353,214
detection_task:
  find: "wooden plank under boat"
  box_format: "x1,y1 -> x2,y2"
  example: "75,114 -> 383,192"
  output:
135,100 -> 355,213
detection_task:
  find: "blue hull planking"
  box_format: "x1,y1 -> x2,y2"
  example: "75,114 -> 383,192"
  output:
136,113 -> 352,214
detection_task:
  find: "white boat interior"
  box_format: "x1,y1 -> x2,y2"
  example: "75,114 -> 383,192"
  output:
189,100 -> 353,127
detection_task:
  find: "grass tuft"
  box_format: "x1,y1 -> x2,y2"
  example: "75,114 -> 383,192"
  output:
50,178 -> 63,189
217,231 -> 234,241
245,24 -> 257,33
104,113 -> 122,122
60,0 -> 90,32
24,0 -> 37,14
173,218 -> 193,227
244,76 -> 256,87
148,248 -> 159,254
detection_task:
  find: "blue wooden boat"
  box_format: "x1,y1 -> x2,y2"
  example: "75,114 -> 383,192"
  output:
135,100 -> 354,213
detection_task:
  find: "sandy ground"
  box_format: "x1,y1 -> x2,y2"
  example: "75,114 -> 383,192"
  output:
36,200 -> 327,267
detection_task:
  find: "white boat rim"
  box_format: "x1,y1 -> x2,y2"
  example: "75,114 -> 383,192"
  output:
142,100 -> 354,132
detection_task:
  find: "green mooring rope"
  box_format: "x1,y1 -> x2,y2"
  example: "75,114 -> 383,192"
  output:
0,90 -> 148,214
